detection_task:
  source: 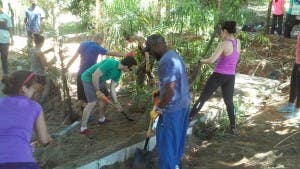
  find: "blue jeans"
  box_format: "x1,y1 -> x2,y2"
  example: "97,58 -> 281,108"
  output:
156,106 -> 190,169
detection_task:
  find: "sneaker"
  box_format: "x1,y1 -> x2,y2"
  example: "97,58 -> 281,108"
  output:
294,108 -> 300,117
286,108 -> 300,119
277,104 -> 295,113
80,129 -> 91,136
230,126 -> 239,136
98,118 -> 111,125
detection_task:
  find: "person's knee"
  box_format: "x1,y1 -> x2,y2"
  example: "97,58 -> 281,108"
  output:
86,101 -> 97,108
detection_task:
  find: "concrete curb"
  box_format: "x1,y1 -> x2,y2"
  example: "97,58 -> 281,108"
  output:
76,120 -> 196,169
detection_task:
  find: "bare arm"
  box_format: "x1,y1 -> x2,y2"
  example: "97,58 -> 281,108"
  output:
66,50 -> 80,70
34,111 -> 52,145
157,82 -> 175,109
201,42 -> 224,64
8,28 -> 14,45
92,69 -> 102,90
37,52 -> 48,70
106,51 -> 127,57
145,52 -> 150,72
110,80 -> 118,103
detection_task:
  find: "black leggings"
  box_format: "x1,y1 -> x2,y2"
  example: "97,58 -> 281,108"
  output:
288,64 -> 300,107
190,72 -> 236,127
271,14 -> 283,35
0,43 -> 9,75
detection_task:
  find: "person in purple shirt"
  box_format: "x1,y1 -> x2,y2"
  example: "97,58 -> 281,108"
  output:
66,33 -> 128,110
189,21 -> 241,135
0,70 -> 52,169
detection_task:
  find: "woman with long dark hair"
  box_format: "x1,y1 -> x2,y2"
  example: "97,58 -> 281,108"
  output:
190,21 -> 241,135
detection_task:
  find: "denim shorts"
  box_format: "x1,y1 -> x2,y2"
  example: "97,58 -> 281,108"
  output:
82,81 -> 109,103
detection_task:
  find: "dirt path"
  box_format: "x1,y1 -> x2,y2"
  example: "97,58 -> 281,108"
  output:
182,74 -> 300,169
4,32 -> 299,169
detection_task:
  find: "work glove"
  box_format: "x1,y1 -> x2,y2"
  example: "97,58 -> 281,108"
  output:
150,108 -> 159,121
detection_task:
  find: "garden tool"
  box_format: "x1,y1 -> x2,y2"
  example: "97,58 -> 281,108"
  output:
132,91 -> 160,169
31,121 -> 80,149
98,95 -> 134,121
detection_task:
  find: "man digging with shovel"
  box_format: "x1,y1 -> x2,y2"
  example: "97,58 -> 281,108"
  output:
80,57 -> 137,136
144,34 -> 191,169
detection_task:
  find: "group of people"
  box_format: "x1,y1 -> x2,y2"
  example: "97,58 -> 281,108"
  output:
0,18 -> 243,169
271,0 -> 300,37
0,1 -> 299,169
0,0 -> 44,78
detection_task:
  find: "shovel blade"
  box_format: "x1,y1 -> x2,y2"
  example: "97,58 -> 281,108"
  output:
132,148 -> 153,169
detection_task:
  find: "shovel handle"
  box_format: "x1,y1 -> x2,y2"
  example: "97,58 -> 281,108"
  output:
144,137 -> 150,150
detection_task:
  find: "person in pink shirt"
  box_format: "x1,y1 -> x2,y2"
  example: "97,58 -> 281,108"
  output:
277,34 -> 300,117
271,0 -> 285,35
189,21 -> 241,135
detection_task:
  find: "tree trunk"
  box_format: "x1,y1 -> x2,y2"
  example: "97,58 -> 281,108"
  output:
265,0 -> 272,34
95,0 -> 102,31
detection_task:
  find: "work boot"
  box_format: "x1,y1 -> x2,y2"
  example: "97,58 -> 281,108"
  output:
277,103 -> 295,113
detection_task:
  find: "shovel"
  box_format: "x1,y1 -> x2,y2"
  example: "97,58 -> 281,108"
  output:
99,95 -> 134,121
132,137 -> 153,169
132,97 -> 159,169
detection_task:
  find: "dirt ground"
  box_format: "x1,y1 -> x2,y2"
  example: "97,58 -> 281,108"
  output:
3,34 -> 300,169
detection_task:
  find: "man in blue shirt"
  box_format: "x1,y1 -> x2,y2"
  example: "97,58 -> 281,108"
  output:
66,33 -> 128,109
145,34 -> 191,169
24,0 -> 45,47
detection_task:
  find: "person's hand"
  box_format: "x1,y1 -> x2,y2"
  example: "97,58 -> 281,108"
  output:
152,89 -> 160,104
153,105 -> 163,115
10,39 -> 14,46
96,90 -> 105,100
116,102 -> 123,112
126,51 -> 135,57
150,108 -> 159,121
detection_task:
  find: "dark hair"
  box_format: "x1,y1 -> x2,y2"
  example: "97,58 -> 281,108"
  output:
33,33 -> 45,46
145,34 -> 166,52
221,21 -> 236,34
120,57 -> 137,69
1,70 -> 45,95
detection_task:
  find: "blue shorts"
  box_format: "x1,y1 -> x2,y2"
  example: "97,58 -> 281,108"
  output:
82,81 -> 109,103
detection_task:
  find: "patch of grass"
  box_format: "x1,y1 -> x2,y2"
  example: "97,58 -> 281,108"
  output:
59,22 -> 87,35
